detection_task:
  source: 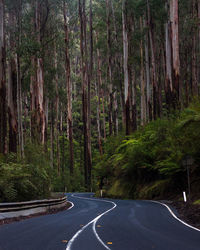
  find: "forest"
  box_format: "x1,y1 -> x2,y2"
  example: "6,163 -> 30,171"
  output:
0,0 -> 200,203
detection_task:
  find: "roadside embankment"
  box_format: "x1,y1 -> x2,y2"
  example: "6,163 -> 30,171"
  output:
171,201 -> 200,230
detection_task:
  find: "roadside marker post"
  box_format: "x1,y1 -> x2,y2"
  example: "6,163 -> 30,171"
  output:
100,189 -> 103,198
183,191 -> 187,202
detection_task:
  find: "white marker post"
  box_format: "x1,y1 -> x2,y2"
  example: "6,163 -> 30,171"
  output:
183,191 -> 187,202
100,190 -> 103,198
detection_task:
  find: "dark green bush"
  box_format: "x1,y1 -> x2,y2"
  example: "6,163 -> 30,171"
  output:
0,144 -> 51,202
94,100 -> 200,200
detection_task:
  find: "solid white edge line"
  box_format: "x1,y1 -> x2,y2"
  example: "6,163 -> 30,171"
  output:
67,201 -> 74,210
149,200 -> 200,232
66,194 -> 117,250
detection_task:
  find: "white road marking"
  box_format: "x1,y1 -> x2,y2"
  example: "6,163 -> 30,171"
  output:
66,194 -> 117,250
67,201 -> 74,210
150,200 -> 200,232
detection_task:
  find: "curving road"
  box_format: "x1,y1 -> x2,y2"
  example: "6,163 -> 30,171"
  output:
0,193 -> 200,250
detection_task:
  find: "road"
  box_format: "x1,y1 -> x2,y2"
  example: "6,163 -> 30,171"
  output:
0,193 -> 200,250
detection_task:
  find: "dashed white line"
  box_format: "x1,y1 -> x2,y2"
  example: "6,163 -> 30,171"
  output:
150,200 -> 200,232
66,194 -> 117,250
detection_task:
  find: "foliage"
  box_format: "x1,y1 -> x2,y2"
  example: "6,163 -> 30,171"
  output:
193,199 -> 200,205
94,101 -> 200,200
0,144 -> 51,202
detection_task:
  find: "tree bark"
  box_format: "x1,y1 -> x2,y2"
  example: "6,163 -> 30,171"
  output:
95,69 -> 103,155
30,0 -> 45,145
0,0 -> 7,154
64,1 -> 74,175
36,4 -> 45,144
145,17 -> 152,121
122,0 -> 130,135
8,59 -> 17,153
192,0 -> 198,97
97,44 -> 106,140
198,0 -> 200,90
131,68 -> 137,131
79,0 -> 92,190
16,0 -> 24,157
8,11 -> 17,153
50,101 -> 54,168
17,55 -> 24,157
147,0 -> 159,119
170,0 -> 180,106
140,17 -> 147,126
96,35 -> 103,154
113,92 -> 118,136
165,2 -> 173,111
54,44 -> 60,175
106,0 -> 113,136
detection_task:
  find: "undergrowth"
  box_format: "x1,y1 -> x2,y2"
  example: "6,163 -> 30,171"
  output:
94,100 -> 200,200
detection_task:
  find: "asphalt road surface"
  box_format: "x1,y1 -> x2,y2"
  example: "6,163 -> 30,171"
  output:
0,193 -> 200,250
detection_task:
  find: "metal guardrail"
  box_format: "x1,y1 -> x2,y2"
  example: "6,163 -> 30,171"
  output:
0,196 -> 67,213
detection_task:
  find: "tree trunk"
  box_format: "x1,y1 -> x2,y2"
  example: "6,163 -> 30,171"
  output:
96,35 -> 103,153
16,0 -> 24,157
8,11 -> 17,153
113,92 -> 118,135
97,41 -> 106,139
31,0 -> 45,145
145,17 -> 152,121
122,0 -> 130,135
24,95 -> 28,144
101,88 -> 106,140
44,97 -> 48,152
0,0 -> 7,154
170,0 -> 180,106
17,55 -> 24,157
140,17 -> 147,126
79,0 -> 92,190
30,54 -> 37,142
198,0 -> 200,89
8,59 -> 17,153
131,68 -> 137,131
106,0 -> 113,136
165,2 -> 173,111
88,0 -> 93,186
54,44 -> 60,175
95,70 -> 103,155
192,0 -> 198,97
147,0 -> 159,119
50,101 -> 54,168
64,1 -> 74,175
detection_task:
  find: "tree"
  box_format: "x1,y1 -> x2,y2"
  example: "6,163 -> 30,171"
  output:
106,0 -> 113,136
165,1 -> 173,111
170,0 -> 180,106
122,0 -> 130,135
147,0 -> 160,119
8,9 -> 18,153
64,1 -> 74,175
140,17 -> 146,126
79,0 -> 92,190
0,0 -> 7,154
